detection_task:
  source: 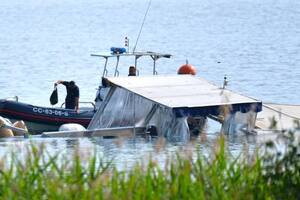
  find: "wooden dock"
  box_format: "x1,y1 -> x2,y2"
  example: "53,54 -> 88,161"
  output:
256,103 -> 300,130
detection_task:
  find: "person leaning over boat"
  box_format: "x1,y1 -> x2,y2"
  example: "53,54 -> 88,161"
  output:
55,80 -> 80,113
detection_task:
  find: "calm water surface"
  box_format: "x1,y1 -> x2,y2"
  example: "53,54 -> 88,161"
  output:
0,0 -> 299,167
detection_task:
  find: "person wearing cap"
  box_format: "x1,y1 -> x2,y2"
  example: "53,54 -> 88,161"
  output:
55,80 -> 80,112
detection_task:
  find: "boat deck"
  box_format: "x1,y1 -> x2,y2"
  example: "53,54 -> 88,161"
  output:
42,126 -> 145,138
256,103 -> 300,130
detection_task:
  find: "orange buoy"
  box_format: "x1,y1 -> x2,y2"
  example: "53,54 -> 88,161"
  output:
177,60 -> 197,75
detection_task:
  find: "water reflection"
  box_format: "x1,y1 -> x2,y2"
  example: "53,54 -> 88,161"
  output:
65,139 -> 80,149
0,131 -> 260,170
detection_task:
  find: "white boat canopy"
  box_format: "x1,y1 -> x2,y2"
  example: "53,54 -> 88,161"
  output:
103,75 -> 262,118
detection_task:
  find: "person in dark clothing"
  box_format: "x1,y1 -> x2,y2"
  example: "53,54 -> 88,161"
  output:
128,66 -> 136,76
55,80 -> 80,112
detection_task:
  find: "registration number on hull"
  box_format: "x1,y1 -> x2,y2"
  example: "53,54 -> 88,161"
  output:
33,107 -> 69,117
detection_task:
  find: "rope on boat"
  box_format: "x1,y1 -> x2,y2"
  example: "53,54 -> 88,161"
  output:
132,0 -> 152,53
263,104 -> 300,121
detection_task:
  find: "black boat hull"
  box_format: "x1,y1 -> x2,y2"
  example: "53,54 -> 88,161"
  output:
0,99 -> 95,134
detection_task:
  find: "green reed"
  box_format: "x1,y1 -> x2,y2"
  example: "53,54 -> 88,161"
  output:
0,132 -> 299,200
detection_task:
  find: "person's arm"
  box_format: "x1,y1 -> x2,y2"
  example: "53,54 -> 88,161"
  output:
55,80 -> 63,85
55,80 -> 68,87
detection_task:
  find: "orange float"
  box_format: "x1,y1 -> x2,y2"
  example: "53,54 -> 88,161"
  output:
177,60 -> 197,75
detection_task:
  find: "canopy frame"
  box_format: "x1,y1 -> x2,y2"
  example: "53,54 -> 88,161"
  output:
91,51 -> 172,77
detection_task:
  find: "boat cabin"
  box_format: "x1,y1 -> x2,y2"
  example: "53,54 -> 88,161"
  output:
85,75 -> 262,140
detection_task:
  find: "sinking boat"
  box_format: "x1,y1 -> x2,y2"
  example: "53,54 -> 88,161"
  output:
0,49 -> 172,134
42,75 -> 263,140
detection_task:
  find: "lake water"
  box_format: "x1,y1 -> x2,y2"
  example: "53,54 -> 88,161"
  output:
0,0 -> 299,167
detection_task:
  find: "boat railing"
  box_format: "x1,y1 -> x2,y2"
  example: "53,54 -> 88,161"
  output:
60,101 -> 96,111
91,51 -> 172,77
5,96 -> 19,102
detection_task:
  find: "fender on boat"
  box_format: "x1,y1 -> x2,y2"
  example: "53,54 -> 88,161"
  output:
0,116 -> 14,137
59,123 -> 86,132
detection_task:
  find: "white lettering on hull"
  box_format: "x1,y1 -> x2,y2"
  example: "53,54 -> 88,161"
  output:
32,107 -> 69,117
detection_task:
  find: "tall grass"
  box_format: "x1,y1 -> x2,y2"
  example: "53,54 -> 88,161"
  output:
0,132 -> 299,199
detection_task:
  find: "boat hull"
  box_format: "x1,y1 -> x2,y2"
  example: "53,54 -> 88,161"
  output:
0,99 -> 95,134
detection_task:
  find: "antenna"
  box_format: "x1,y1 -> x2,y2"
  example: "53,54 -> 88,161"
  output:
222,75 -> 228,89
132,0 -> 152,53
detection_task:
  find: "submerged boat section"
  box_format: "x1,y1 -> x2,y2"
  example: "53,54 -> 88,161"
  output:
86,75 -> 262,140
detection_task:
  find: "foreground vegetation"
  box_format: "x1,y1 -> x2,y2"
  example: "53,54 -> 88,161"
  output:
0,131 -> 299,199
